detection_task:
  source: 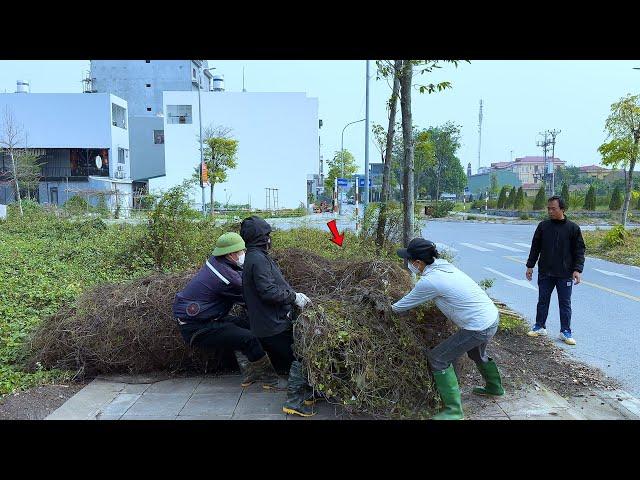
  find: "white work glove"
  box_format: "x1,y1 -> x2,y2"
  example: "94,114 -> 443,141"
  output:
294,292 -> 312,309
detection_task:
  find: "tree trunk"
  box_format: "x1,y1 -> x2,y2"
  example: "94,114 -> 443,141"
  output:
375,59 -> 402,249
621,137 -> 638,227
210,182 -> 215,218
9,148 -> 23,216
399,61 -> 414,247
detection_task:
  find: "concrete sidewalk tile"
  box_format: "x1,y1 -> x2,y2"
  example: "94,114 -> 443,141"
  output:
46,380 -> 126,420
145,377 -> 201,395
195,376 -> 244,394
235,392 -> 287,415
120,416 -> 177,421
96,393 -> 141,419
232,414 -> 287,420
176,415 -> 233,420
120,384 -> 151,395
179,393 -> 242,417
570,396 -> 626,420
123,393 -> 191,418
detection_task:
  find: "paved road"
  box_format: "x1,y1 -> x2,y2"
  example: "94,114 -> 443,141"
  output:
421,220 -> 640,396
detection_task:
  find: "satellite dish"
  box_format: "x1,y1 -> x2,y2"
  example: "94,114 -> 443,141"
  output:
95,155 -> 103,169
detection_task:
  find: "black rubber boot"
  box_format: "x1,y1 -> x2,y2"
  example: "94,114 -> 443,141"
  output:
282,360 -> 315,417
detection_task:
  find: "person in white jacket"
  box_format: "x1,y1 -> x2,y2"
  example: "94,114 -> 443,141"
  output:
392,238 -> 505,420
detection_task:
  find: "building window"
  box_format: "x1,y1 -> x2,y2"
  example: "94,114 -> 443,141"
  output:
49,187 -> 58,205
167,105 -> 193,124
147,107 -> 152,112
111,103 -> 127,129
154,130 -> 164,144
118,148 -> 127,164
146,83 -> 151,87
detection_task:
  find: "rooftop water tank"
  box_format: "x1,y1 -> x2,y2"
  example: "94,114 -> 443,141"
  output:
16,80 -> 30,93
212,75 -> 225,92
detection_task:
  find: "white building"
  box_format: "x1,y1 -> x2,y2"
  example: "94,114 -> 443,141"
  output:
152,90 -> 319,209
0,90 -> 132,211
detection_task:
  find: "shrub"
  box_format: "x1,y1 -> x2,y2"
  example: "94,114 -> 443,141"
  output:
609,186 -> 623,211
63,195 -> 89,215
602,224 -> 628,249
431,200 -> 455,218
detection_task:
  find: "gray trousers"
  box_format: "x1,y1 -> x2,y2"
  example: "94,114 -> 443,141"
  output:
427,316 -> 499,372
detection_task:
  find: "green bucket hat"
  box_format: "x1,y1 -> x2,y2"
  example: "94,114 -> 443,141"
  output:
212,232 -> 246,256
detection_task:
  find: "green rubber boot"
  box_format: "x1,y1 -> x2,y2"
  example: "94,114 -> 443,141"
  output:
472,358 -> 505,397
282,360 -> 315,417
431,365 -> 464,420
240,354 -> 280,389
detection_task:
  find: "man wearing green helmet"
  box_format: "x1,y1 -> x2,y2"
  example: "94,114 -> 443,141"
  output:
173,231 -> 280,389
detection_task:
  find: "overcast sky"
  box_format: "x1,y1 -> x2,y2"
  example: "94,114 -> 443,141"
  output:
1,60 -> 639,176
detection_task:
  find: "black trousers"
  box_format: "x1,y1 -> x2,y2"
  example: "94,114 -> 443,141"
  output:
259,328 -> 295,374
179,313 -> 265,363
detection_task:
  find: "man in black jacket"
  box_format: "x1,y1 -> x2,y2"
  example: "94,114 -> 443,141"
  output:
240,215 -> 316,417
525,195 -> 585,345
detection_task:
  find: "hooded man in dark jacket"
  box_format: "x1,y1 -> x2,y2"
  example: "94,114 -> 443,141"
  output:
240,215 -> 317,417
173,232 -> 279,389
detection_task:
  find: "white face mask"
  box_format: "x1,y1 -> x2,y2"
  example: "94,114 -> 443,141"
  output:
408,262 -> 421,275
236,252 -> 245,267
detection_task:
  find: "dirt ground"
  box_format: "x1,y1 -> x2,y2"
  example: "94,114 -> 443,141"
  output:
0,382 -> 88,420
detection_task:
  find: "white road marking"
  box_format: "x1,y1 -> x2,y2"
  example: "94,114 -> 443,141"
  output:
460,242 -> 492,252
483,267 -> 538,291
515,242 -> 532,249
435,242 -> 457,252
486,242 -> 527,252
593,268 -> 640,284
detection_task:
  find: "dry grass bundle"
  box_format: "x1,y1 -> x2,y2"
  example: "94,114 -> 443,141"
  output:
26,270 -> 217,378
271,249 -> 471,419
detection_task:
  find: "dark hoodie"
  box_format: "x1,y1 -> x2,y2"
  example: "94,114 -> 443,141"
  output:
526,216 -> 585,278
240,216 -> 297,338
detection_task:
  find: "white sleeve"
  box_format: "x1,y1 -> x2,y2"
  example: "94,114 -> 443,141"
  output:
391,278 -> 438,313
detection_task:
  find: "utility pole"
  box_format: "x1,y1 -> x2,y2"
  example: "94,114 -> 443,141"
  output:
536,131 -> 550,197
548,129 -> 561,196
364,60 -> 371,211
477,99 -> 483,171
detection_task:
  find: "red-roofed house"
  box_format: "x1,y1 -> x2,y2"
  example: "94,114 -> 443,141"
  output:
490,156 -> 566,194
579,164 -> 611,180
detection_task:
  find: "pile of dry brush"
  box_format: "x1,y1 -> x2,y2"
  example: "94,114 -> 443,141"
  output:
28,248 -> 473,418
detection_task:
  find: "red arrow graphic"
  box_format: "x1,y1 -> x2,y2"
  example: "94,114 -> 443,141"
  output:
327,219 -> 344,247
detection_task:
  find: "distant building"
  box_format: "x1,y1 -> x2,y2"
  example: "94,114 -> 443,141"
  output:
90,60 -> 213,185
579,164 -> 611,180
492,156 -> 566,186
0,91 -> 132,212
466,169 -> 521,197
154,90 -> 318,209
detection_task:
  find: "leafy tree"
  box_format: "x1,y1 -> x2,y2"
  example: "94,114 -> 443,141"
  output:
378,59 -> 466,246
514,187 -> 525,210
561,183 -> 570,205
584,185 -> 596,211
325,149 -> 357,193
193,126 -> 238,217
505,186 -> 517,209
490,174 -> 499,199
533,185 -> 546,210
609,185 -> 623,210
599,94 -> 640,226
497,186 -> 508,209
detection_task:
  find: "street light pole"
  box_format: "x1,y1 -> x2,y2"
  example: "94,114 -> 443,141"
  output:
340,118 -> 365,214
198,66 -> 215,215
364,59 -> 370,210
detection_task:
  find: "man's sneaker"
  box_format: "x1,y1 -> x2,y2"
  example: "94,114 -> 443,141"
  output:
527,325 -> 547,337
559,330 -> 576,345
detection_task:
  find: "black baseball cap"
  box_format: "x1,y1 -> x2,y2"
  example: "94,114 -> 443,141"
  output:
397,238 -> 437,260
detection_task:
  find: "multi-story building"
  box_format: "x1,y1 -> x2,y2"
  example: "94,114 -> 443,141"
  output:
579,164 -> 611,180
154,90 -> 319,209
0,90 -> 132,211
491,155 -> 566,195
89,60 -> 214,188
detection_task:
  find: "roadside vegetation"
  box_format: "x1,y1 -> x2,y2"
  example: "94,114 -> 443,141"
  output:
583,226 -> 640,267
